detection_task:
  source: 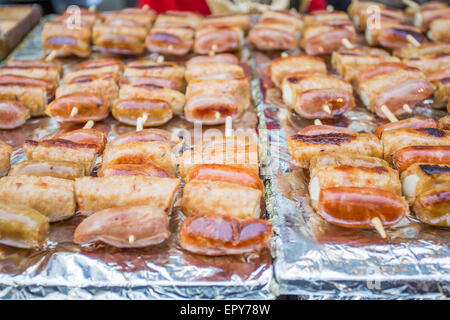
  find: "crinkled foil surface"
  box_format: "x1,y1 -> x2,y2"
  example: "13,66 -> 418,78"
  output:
0,18 -> 274,300
252,51 -> 450,300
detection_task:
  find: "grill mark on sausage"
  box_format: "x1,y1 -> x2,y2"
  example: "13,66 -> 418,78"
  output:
420,164 -> 450,175
417,128 -> 445,137
290,133 -> 356,145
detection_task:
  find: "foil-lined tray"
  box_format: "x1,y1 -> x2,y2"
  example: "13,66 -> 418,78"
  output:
0,18 -> 274,300
252,51 -> 450,299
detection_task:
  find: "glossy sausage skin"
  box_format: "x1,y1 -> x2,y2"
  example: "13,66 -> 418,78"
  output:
181,180 -> 262,220
373,79 -> 434,118
310,152 -> 390,171
294,88 -> 355,119
412,185 -> 450,227
109,129 -> 179,147
377,27 -> 426,49
317,187 -> 407,228
0,201 -> 49,249
179,214 -> 272,256
52,128 -> 107,153
0,100 -> 30,129
45,93 -> 109,123
382,128 -> 450,163
184,93 -> 242,125
374,116 -> 438,138
0,175 -> 76,222
186,53 -> 239,66
98,163 -> 173,178
74,205 -> 170,248
393,145 -> 450,172
0,74 -> 55,98
185,164 -> 264,192
9,160 -> 85,180
112,99 -> 173,127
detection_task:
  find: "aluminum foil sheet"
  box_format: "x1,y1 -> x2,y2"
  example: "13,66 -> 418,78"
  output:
252,51 -> 450,300
0,18 -> 274,300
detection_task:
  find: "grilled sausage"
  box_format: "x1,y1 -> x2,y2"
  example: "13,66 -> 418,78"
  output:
102,141 -> 177,176
0,100 -> 30,129
24,139 -> 98,174
112,99 -> 172,127
184,77 -> 249,124
92,23 -> 147,55
0,73 -> 56,97
374,116 -> 438,138
199,13 -> 251,31
393,145 -> 450,172
119,84 -> 185,114
287,132 -> 383,168
281,73 -> 355,118
299,125 -> 357,136
42,20 -> 91,58
401,163 -> 450,204
0,83 -> 47,116
62,60 -> 123,84
46,93 -> 109,123
381,128 -> 450,162
309,164 -> 402,208
301,24 -> 356,56
74,205 -> 170,248
0,175 -> 75,222
145,27 -> 194,56
412,183 -> 450,227
317,186 -> 407,228
268,55 -> 327,87
52,128 -> 107,153
109,128 -> 179,147
194,27 -> 243,54
75,176 -> 180,215
179,214 -> 272,256
9,160 -> 85,180
0,202 -> 49,249
185,164 -> 264,191
181,179 -> 262,220
186,53 -> 239,66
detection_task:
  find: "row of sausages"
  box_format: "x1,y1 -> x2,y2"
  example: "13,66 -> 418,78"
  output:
268,43 -> 450,120
0,127 -> 272,255
0,52 -> 252,130
249,1 -> 450,54
287,117 -> 450,232
42,7 -> 251,58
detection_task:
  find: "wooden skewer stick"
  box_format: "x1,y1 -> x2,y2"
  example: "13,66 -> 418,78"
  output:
322,104 -> 332,114
70,107 -> 78,117
327,4 -> 334,11
314,119 -> 323,126
156,55 -> 164,63
342,38 -> 354,49
88,5 -> 96,12
371,217 -> 387,239
402,0 -> 419,8
406,34 -> 421,47
403,104 -> 413,113
83,120 -> 94,129
136,113 -> 148,132
128,235 -> 135,244
209,44 -> 218,57
281,52 -> 289,58
225,116 -> 233,137
45,50 -> 57,62
380,105 -> 398,122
